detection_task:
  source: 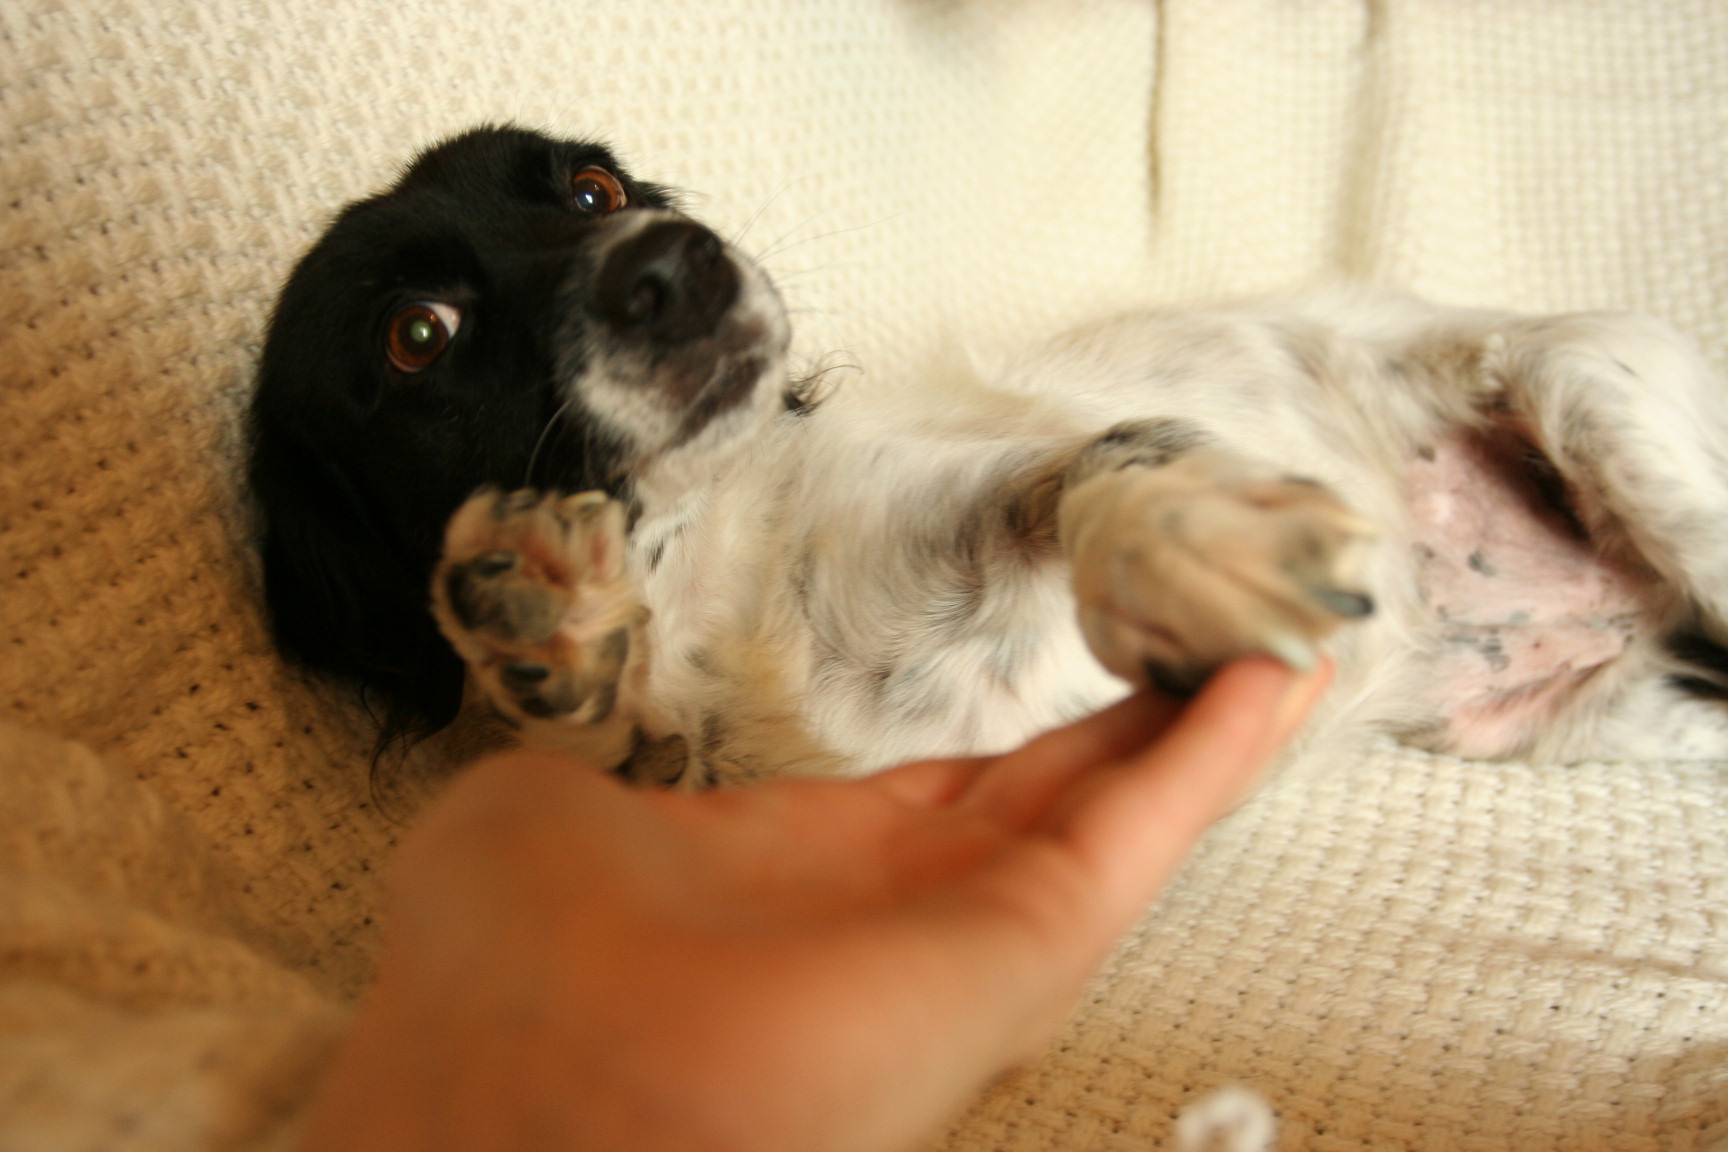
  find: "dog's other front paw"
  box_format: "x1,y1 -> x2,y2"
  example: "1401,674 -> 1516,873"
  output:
432,488 -> 650,769
1063,452 -> 1376,694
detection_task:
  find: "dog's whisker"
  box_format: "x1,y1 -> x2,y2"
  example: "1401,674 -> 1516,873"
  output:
752,209 -> 907,266
750,208 -> 839,265
523,395 -> 579,487
729,174 -> 820,247
751,204 -> 902,265
758,258 -> 856,283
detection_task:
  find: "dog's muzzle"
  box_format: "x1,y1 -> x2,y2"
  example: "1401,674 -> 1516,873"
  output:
593,219 -> 739,345
567,212 -> 788,459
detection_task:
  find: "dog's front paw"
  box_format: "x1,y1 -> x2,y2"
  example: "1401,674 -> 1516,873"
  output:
1063,453 -> 1376,694
432,488 -> 649,767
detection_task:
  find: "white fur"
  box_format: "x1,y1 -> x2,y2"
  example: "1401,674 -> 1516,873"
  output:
443,259 -> 1728,780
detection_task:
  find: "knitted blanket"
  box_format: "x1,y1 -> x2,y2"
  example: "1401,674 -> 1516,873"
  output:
4,2 -> 1728,1147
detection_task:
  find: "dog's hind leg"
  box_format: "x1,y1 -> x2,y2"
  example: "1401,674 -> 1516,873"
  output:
1478,313 -> 1728,639
1390,310 -> 1728,757
431,488 -> 668,779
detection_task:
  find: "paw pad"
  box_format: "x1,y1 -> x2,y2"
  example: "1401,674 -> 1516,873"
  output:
431,488 -> 647,741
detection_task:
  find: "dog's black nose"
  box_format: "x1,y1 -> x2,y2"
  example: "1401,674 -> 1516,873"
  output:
594,220 -> 738,343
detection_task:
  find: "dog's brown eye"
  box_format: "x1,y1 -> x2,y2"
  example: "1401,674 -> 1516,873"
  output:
571,166 -> 628,216
385,301 -> 461,373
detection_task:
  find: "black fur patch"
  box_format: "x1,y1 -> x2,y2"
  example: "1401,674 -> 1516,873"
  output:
249,126 -> 736,740
1668,628 -> 1728,699
1069,418 -> 1207,483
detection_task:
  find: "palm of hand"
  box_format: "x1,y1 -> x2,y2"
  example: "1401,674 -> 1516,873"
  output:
311,660 -> 1318,1152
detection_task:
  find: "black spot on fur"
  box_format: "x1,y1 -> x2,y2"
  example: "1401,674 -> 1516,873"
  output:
790,545 -> 817,620
698,712 -> 728,758
1668,629 -> 1728,699
1071,418 -> 1207,481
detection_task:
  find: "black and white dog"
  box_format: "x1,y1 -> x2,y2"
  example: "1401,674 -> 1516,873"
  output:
250,125 -> 1728,783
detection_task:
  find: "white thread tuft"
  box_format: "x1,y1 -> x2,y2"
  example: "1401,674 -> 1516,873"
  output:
1174,1086 -> 1277,1152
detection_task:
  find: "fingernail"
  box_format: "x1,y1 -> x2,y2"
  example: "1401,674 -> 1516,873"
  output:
1264,659 -> 1332,749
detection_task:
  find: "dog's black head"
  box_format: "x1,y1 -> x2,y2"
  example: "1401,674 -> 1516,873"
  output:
249,125 -> 791,737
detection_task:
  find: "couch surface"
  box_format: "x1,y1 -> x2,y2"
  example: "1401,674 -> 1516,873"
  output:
4,1 -> 1728,1148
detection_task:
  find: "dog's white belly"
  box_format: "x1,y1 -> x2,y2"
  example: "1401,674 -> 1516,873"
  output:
644,564 -> 1124,775
797,576 -> 1126,771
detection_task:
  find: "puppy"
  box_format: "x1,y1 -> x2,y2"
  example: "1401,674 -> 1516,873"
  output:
250,125 -> 1728,783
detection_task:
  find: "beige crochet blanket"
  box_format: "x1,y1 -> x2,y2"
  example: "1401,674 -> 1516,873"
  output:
5,2 -> 1728,1148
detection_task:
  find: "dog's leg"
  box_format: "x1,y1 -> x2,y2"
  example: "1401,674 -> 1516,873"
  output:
1058,419 -> 1379,694
431,489 -> 666,779
1477,313 -> 1728,635
1375,309 -> 1728,758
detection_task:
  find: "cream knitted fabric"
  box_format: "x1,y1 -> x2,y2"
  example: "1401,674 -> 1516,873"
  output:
947,740 -> 1728,1150
3,1 -> 1728,1148
0,723 -> 346,1151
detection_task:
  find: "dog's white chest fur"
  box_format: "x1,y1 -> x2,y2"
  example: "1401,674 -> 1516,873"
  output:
632,382 -> 1126,776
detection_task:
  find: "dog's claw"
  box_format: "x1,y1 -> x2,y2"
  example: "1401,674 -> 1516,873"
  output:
1066,454 -> 1376,691
1263,631 -> 1320,673
1308,586 -> 1375,619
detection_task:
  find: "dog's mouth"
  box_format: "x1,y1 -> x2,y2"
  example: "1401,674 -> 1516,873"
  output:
562,212 -> 790,465
669,344 -> 771,449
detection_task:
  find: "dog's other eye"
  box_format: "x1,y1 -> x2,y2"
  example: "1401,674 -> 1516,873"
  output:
570,166 -> 628,217
385,301 -> 462,373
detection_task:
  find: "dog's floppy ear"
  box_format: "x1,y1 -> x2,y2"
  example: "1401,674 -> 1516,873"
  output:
248,418 -> 465,739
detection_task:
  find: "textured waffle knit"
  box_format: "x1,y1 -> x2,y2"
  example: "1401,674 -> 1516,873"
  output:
3,1 -> 1728,1148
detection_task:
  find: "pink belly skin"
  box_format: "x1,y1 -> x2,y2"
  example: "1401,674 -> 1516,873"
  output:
1407,431 -> 1653,756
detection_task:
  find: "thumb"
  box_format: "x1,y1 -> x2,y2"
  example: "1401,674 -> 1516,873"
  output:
1048,657 -> 1329,926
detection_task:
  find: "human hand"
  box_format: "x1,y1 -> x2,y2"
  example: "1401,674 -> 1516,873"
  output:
301,658 -> 1328,1152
